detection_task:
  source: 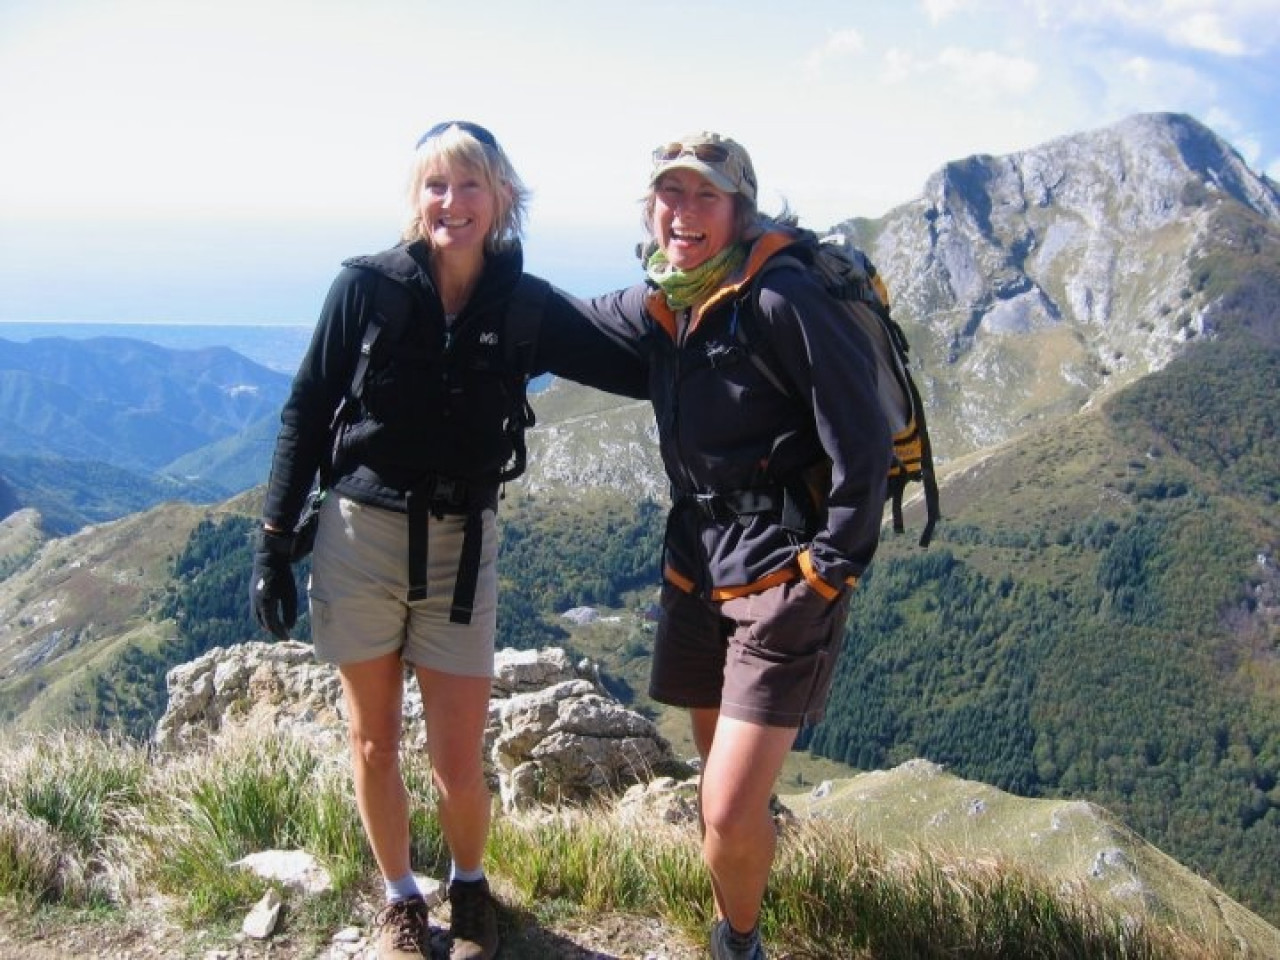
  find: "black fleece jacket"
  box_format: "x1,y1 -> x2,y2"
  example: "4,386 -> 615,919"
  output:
261,240 -> 646,531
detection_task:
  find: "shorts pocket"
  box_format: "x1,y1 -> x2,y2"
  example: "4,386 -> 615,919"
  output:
734,580 -> 836,659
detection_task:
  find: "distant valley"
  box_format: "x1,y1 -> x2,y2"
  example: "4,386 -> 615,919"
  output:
0,333 -> 292,531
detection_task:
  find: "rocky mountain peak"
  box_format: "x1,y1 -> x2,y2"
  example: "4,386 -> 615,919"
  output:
928,113 -> 1279,234
851,112 -> 1280,458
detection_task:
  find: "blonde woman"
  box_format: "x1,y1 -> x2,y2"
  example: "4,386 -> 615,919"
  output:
251,121 -> 643,960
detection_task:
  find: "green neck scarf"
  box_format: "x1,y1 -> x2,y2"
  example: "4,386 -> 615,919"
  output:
646,243 -> 748,311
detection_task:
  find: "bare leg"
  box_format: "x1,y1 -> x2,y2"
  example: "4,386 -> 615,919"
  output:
691,706 -> 720,761
690,707 -> 726,918
697,713 -> 799,934
415,665 -> 494,873
339,652 -> 411,882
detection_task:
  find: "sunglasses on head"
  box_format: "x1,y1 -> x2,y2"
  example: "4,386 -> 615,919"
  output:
653,141 -> 732,165
417,121 -> 499,150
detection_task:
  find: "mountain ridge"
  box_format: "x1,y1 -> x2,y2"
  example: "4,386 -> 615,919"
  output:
0,334 -> 290,524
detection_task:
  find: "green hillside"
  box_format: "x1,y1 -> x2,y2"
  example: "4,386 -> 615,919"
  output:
0,453 -> 222,534
778,761 -> 1280,956
804,324 -> 1279,927
11,328 -> 1274,923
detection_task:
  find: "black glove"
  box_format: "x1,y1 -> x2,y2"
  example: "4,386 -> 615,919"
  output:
250,528 -> 297,641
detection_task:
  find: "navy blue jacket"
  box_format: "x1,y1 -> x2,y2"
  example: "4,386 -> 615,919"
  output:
583,229 -> 892,600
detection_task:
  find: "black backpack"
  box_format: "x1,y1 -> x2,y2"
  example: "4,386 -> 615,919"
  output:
742,228 -> 941,547
334,271 -> 548,484
290,272 -> 548,567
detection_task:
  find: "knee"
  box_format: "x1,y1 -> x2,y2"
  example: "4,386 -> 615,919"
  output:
349,730 -> 400,773
700,789 -> 768,846
429,748 -> 486,797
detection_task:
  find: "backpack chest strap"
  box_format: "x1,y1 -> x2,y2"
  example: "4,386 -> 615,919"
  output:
405,475 -> 495,623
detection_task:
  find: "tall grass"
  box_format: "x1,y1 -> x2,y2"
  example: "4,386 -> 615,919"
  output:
492,809 -> 1235,959
0,731 -> 1243,958
0,731 -> 150,906
148,729 -> 443,923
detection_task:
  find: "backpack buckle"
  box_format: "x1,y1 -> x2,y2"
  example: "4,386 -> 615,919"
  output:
688,489 -> 779,524
425,476 -> 468,513
691,493 -> 729,521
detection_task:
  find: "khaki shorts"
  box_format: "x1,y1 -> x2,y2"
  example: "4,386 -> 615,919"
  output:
649,578 -> 851,728
307,494 -> 498,677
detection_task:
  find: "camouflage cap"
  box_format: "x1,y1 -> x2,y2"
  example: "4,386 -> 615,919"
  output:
650,132 -> 757,203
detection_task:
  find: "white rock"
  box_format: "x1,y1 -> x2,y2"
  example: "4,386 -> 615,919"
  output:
234,849 -> 333,895
241,888 -> 282,939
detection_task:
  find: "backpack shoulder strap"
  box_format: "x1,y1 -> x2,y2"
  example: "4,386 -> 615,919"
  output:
504,274 -> 551,375
493,274 -> 550,484
320,272 -> 417,488
339,272 -> 418,405
734,253 -> 810,398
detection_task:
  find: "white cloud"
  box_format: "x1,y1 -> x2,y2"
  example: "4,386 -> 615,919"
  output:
804,29 -> 867,75
921,0 -> 974,24
1044,0 -> 1277,57
1081,47 -> 1211,118
1165,11 -> 1247,55
1121,56 -> 1154,84
879,45 -> 1038,101
882,47 -> 920,85
937,47 -> 1039,97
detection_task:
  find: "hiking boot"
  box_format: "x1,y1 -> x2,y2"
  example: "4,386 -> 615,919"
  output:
710,918 -> 766,960
373,895 -> 430,960
447,877 -> 499,960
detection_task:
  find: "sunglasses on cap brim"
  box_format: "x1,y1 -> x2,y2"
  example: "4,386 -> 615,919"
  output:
652,141 -> 732,164
417,121 -> 499,150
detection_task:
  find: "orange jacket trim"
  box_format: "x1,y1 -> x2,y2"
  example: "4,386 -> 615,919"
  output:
663,563 -> 800,600
645,231 -> 796,342
709,566 -> 798,601
797,548 -> 842,601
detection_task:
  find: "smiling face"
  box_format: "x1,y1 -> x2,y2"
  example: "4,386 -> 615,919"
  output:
417,159 -> 500,255
651,167 -> 738,271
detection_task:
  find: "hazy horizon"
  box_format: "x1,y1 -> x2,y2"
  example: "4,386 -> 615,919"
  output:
3,1 -> 1277,324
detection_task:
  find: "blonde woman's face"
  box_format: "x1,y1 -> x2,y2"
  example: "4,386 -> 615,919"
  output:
418,160 -> 498,254
651,168 -> 736,271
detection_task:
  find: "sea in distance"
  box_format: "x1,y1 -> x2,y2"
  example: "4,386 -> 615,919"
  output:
0,321 -> 315,375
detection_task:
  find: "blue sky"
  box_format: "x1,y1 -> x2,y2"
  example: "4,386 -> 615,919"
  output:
1,0 -> 1277,324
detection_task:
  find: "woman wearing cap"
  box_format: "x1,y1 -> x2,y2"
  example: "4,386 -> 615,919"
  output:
584,133 -> 892,958
249,121 -> 644,960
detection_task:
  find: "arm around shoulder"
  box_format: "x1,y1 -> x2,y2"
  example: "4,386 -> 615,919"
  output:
533,283 -> 650,399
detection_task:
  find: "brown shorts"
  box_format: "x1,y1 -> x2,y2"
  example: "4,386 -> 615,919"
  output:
649,578 -> 852,728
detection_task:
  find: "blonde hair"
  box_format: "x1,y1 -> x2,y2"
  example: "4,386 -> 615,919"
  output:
400,123 -> 529,252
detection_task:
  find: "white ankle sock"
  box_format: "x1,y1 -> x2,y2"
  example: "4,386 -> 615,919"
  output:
385,872 -> 421,902
449,862 -> 485,884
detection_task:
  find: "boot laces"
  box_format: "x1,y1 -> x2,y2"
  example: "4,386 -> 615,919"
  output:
377,896 -> 427,951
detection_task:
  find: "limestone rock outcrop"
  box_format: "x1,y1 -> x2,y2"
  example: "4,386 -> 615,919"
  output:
154,642 -> 684,812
